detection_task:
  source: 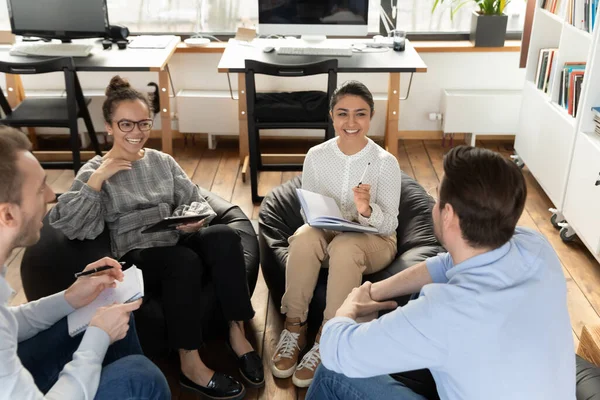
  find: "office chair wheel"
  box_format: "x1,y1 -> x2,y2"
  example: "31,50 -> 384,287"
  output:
510,154 -> 524,169
550,214 -> 561,229
559,225 -> 576,243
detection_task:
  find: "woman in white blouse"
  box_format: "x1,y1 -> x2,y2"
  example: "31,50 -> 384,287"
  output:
270,81 -> 402,387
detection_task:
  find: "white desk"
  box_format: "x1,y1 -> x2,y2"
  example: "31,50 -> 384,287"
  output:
1,36 -> 180,155
217,38 -> 428,172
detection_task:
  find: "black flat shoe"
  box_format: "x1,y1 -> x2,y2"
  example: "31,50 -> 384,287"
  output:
179,372 -> 246,400
237,350 -> 265,388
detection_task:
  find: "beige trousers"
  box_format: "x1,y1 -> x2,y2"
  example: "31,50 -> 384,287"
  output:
280,224 -> 397,322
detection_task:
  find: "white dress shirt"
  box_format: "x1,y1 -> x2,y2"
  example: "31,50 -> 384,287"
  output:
302,137 -> 402,236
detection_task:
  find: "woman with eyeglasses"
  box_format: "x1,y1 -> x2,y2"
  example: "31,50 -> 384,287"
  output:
49,75 -> 262,400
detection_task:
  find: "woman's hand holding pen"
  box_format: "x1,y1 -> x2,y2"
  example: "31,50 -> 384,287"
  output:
65,257 -> 124,309
353,184 -> 372,218
87,158 -> 132,191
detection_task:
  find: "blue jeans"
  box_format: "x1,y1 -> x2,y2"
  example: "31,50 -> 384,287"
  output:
18,315 -> 170,399
307,365 -> 427,400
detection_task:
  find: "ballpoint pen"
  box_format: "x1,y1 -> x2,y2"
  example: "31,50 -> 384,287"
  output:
74,261 -> 126,278
357,162 -> 371,187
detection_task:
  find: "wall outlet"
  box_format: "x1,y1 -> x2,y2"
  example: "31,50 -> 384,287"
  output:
428,112 -> 442,121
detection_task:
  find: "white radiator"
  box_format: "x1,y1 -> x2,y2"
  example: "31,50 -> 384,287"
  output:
441,89 -> 522,146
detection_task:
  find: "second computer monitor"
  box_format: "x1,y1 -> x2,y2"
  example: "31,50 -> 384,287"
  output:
258,0 -> 369,38
7,0 -> 109,42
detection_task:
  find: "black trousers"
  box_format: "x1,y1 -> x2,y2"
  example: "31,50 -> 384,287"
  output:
122,225 -> 255,350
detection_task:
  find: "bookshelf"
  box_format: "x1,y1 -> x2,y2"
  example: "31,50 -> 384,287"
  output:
515,0 -> 600,262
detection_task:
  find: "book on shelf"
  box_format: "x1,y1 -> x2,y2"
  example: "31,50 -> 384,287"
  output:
535,49 -> 558,93
568,70 -> 584,116
564,0 -> 598,32
593,107 -> 600,136
558,62 -> 586,113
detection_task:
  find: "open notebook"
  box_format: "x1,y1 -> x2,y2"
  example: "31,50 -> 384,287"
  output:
296,189 -> 378,234
67,266 -> 144,337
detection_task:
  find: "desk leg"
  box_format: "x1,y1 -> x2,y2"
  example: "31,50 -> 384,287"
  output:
158,68 -> 173,155
238,74 -> 249,182
5,74 -> 38,149
385,72 -> 400,159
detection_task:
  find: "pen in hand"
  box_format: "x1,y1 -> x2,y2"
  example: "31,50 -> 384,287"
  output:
357,162 -> 371,187
74,261 -> 125,278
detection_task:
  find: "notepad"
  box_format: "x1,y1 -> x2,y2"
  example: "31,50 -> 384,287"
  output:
296,189 -> 378,234
67,266 -> 144,337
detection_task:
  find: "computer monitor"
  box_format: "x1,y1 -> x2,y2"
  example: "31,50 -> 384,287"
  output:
7,0 -> 109,43
258,0 -> 369,40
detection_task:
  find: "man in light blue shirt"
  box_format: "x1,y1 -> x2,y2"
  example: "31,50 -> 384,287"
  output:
308,145 -> 575,400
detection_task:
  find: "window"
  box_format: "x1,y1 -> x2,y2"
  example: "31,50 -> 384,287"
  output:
401,0 -> 527,33
0,0 -> 526,36
107,0 -> 382,34
107,0 -> 526,35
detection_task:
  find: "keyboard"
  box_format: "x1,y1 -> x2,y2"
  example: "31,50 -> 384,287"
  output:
9,43 -> 93,57
277,46 -> 353,57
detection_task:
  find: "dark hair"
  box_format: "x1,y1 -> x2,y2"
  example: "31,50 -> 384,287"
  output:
102,75 -> 153,124
329,80 -> 374,116
0,126 -> 32,205
439,146 -> 527,249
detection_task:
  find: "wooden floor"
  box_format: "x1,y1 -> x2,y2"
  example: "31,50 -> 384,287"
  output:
5,139 -> 600,399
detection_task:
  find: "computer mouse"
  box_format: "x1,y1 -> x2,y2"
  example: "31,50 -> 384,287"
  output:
263,46 -> 275,53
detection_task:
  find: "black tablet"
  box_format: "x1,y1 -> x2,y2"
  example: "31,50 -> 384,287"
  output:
141,215 -> 208,234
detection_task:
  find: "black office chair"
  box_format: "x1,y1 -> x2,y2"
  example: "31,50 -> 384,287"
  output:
0,57 -> 101,173
245,59 -> 338,203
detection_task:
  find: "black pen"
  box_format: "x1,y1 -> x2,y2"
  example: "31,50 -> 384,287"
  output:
74,261 -> 125,278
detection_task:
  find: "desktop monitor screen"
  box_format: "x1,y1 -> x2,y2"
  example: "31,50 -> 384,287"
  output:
7,0 -> 109,42
258,0 -> 369,37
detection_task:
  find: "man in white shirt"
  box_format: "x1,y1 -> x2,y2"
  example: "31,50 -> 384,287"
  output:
0,126 -> 170,399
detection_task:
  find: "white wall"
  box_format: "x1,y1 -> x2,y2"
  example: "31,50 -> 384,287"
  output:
4,49 -> 526,139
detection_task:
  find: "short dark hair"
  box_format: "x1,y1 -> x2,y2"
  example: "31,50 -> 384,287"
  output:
102,75 -> 153,124
329,80 -> 374,116
439,146 -> 527,249
0,126 -> 32,205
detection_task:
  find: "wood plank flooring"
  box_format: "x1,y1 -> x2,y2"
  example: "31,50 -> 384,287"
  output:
6,139 -> 599,398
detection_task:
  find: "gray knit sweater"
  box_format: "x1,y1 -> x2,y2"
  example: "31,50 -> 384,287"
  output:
49,149 -> 215,258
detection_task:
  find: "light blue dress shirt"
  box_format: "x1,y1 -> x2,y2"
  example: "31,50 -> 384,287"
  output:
320,227 -> 575,400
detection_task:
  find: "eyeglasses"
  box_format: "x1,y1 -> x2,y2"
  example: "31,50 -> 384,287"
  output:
115,119 -> 153,132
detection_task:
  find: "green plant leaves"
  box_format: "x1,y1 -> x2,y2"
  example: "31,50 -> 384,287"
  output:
431,0 -> 508,17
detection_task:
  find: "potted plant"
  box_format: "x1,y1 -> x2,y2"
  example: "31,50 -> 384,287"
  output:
432,0 -> 510,47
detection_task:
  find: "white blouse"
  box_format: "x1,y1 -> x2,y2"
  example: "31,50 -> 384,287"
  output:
302,137 -> 402,236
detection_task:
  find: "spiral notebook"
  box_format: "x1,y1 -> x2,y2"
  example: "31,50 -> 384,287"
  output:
296,189 -> 378,234
67,266 -> 144,337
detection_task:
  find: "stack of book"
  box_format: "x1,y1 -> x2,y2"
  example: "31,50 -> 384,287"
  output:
535,48 -> 558,94
558,62 -> 586,117
565,0 -> 598,32
542,0 -> 566,15
544,0 -> 599,32
593,107 -> 600,136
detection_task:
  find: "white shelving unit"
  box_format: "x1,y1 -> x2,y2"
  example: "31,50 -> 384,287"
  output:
515,0 -> 600,263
